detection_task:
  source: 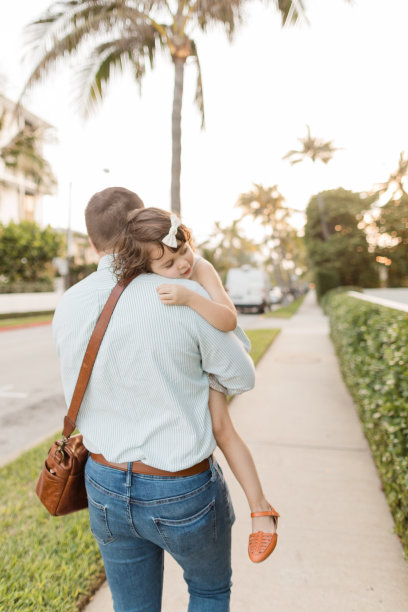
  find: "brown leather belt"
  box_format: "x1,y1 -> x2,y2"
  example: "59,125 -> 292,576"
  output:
90,453 -> 211,477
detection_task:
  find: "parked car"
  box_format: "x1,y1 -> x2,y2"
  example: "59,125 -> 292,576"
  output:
269,286 -> 283,304
225,266 -> 271,313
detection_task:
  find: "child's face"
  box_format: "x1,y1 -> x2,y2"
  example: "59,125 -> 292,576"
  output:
149,243 -> 195,279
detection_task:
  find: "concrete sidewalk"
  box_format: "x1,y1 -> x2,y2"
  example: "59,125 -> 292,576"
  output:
85,291 -> 408,611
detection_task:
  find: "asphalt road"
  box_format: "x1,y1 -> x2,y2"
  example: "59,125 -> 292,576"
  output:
0,324 -> 66,465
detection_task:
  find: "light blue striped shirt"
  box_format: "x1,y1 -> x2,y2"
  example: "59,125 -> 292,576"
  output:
52,255 -> 255,470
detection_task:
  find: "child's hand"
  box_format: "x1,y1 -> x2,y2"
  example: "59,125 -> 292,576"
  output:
157,283 -> 192,306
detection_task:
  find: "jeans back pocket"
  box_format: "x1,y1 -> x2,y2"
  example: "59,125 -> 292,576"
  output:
153,499 -> 216,556
88,495 -> 115,545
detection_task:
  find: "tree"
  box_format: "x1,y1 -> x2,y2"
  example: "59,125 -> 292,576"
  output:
375,195 -> 408,287
305,188 -> 378,297
375,151 -> 408,201
0,221 -> 63,284
236,183 -> 302,287
283,125 -> 340,241
22,0 -> 307,214
0,113 -> 56,194
371,152 -> 408,286
198,219 -> 259,282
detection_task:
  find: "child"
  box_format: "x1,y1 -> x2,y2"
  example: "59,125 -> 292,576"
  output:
113,207 -> 279,563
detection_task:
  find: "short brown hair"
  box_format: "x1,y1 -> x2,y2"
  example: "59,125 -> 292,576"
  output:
112,207 -> 192,284
85,187 -> 144,252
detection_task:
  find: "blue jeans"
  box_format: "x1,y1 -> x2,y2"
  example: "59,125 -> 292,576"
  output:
85,455 -> 235,612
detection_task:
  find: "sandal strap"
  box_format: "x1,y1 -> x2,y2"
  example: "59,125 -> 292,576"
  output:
251,505 -> 280,518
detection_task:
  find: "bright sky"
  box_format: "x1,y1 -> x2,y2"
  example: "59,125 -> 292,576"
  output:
1,0 -> 407,243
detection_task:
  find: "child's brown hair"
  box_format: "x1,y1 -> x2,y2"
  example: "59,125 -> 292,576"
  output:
113,207 -> 192,284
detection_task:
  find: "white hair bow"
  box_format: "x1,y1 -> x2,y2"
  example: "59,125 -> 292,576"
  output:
162,214 -> 181,248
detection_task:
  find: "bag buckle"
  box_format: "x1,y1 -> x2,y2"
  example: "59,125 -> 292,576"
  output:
54,437 -> 69,464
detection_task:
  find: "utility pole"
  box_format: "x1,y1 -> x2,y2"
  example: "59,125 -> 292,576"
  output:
65,181 -> 72,290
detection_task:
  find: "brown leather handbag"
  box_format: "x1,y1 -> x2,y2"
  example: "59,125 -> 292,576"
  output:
36,279 -> 132,516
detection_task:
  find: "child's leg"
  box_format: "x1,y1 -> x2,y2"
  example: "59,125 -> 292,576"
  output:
209,388 -> 277,534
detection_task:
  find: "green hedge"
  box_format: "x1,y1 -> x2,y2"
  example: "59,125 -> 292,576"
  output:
319,285 -> 362,310
314,268 -> 340,299
325,292 -> 408,556
0,279 -> 54,293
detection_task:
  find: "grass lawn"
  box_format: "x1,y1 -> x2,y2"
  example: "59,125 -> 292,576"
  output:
0,328 -> 279,611
246,328 -> 280,364
265,295 -> 306,318
0,312 -> 54,329
0,438 -> 105,612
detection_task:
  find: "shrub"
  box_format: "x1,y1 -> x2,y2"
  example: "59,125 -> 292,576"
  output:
325,291 -> 408,556
319,285 -> 362,312
0,279 -> 54,293
0,221 -> 62,284
314,268 -> 339,299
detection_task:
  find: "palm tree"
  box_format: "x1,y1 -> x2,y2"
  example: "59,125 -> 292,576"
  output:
21,0 -> 306,215
375,152 -> 408,201
283,125 -> 339,166
283,125 -> 340,241
199,218 -> 260,281
0,111 -> 56,194
373,153 -> 408,286
236,183 -> 297,287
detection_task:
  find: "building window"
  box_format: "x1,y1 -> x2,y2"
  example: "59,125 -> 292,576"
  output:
24,191 -> 35,221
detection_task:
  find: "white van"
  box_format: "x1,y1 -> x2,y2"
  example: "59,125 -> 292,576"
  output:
225,266 -> 271,313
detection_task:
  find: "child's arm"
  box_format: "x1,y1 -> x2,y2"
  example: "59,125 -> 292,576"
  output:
157,259 -> 237,332
209,388 -> 272,516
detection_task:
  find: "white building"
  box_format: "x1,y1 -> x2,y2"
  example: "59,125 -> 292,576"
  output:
0,93 -> 54,226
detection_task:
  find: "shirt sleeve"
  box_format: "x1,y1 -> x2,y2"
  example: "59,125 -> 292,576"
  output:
195,315 -> 256,396
233,325 -> 251,352
173,278 -> 255,395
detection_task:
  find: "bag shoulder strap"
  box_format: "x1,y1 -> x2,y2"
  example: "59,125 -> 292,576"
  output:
62,278 -> 132,438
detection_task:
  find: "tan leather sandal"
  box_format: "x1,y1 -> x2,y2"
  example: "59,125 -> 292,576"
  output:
248,505 -> 280,563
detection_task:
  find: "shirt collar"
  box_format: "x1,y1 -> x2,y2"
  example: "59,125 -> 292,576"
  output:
97,254 -> 115,271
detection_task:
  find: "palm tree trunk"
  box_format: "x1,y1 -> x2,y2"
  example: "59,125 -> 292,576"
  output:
171,58 -> 185,215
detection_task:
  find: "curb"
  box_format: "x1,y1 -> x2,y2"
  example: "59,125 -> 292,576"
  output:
0,429 -> 61,469
0,320 -> 52,333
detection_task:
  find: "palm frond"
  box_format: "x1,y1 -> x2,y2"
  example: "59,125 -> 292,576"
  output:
22,11 -> 113,96
76,26 -> 160,115
24,2 -> 100,59
0,124 -> 57,193
274,0 -> 308,26
282,148 -> 301,160
193,0 -> 243,38
22,2 -> 165,94
283,125 -> 340,165
190,39 -> 205,129
374,151 -> 408,200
